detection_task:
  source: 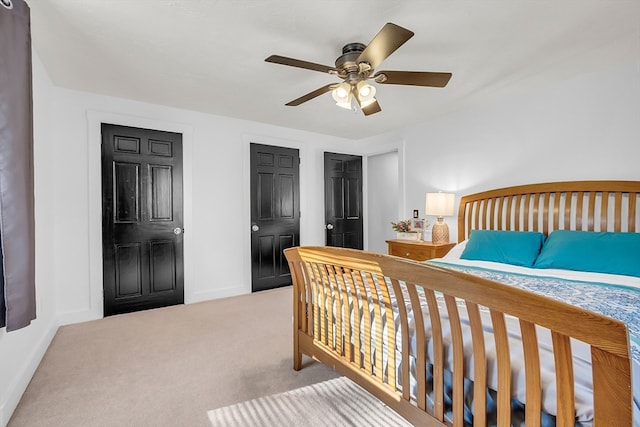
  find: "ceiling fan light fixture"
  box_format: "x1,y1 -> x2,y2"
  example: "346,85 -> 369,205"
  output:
265,23 -> 451,116
356,80 -> 376,101
332,82 -> 353,109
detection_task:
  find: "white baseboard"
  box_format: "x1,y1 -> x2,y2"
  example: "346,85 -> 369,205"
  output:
55,286 -> 249,326
0,321 -> 58,427
56,308 -> 102,327
187,285 -> 248,304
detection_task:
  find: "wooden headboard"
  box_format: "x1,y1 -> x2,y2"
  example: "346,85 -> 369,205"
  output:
457,180 -> 640,242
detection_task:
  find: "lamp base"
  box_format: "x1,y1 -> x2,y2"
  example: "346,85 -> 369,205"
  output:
431,217 -> 450,244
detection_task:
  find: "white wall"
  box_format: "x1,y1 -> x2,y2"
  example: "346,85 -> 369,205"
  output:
360,60 -> 640,244
366,151 -> 399,254
50,87 -> 358,324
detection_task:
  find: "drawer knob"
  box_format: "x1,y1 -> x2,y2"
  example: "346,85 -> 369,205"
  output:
406,252 -> 410,257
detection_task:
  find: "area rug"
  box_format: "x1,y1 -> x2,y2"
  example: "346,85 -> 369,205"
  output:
207,376 -> 412,426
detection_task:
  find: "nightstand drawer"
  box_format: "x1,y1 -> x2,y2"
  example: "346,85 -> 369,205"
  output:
386,240 -> 455,262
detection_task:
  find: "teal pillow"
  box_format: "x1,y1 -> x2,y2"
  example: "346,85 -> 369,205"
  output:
460,230 -> 546,267
533,230 -> 640,277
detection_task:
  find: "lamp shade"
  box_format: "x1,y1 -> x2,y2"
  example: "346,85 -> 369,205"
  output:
425,192 -> 455,217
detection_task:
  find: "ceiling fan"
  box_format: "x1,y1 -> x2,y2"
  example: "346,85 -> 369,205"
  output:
265,22 -> 452,116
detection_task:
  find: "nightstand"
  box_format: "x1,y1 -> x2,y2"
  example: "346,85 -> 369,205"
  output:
386,239 -> 456,262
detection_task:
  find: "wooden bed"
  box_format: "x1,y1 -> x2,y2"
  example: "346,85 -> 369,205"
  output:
284,180 -> 639,426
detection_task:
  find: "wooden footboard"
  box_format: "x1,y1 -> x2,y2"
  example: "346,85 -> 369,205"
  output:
284,246 -> 632,426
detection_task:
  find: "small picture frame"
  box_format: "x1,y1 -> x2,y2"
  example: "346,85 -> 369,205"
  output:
410,219 -> 425,231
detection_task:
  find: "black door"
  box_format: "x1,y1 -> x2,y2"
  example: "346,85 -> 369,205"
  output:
250,143 -> 300,292
101,124 -> 184,316
324,152 -> 363,249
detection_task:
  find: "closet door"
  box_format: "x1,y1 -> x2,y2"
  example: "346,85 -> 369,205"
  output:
324,152 -> 363,250
101,123 -> 184,316
250,143 -> 300,292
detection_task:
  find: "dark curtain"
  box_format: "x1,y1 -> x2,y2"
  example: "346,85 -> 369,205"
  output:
0,239 -> 5,328
0,0 -> 36,331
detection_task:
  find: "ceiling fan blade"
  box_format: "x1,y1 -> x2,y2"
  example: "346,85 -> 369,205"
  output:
356,23 -> 414,69
361,99 -> 382,116
265,55 -> 336,74
375,70 -> 452,87
285,83 -> 337,106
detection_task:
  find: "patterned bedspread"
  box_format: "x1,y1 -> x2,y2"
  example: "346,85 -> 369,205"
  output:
428,260 -> 640,365
427,259 -> 640,426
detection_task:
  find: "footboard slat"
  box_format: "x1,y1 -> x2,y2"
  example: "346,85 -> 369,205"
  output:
365,271 -> 385,382
376,274 -> 396,389
425,289 -> 445,420
490,310 -> 512,426
285,246 -> 633,427
466,302 -> 487,427
317,264 -> 329,346
444,295 -> 465,426
390,278 -> 411,402
334,266 -> 350,361
304,265 -> 313,335
332,265 -> 345,356
552,332 -> 575,425
327,265 -> 339,352
308,263 -> 322,345
349,270 -> 362,367
354,270 -> 373,374
519,320 -> 542,426
407,284 -> 428,411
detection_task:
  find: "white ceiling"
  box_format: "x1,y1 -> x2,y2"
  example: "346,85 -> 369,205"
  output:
28,0 -> 640,140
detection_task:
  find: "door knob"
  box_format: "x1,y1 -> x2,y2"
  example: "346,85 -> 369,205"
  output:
326,223 -> 334,230
252,224 -> 259,232
173,227 -> 182,235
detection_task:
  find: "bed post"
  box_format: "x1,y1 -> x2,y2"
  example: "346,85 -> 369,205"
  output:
286,248 -> 303,370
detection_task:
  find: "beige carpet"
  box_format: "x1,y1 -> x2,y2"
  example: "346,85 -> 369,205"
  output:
8,287 -> 341,427
207,376 -> 411,426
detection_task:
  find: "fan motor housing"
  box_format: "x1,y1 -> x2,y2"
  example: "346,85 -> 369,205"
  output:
335,42 -> 367,78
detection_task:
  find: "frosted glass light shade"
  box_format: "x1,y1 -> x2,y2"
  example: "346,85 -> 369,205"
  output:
356,81 -> 376,101
332,82 -> 352,109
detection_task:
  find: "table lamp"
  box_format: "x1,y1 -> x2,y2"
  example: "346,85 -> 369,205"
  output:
425,192 -> 455,244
